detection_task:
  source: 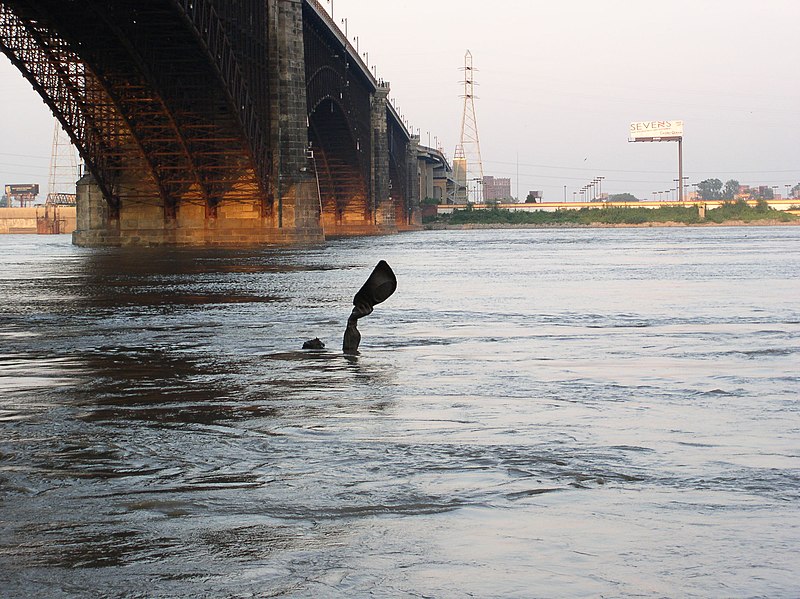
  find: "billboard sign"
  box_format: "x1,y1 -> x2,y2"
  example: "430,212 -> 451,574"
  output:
629,120 -> 683,141
4,184 -> 40,196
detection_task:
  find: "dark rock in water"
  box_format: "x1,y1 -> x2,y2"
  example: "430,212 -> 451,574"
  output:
302,338 -> 325,350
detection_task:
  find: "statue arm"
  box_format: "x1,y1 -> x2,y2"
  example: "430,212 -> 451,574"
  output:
342,302 -> 373,353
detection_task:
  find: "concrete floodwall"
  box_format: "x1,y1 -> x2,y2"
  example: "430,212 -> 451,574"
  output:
0,206 -> 77,234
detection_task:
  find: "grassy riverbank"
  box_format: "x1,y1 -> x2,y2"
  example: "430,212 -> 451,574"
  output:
425,200 -> 799,228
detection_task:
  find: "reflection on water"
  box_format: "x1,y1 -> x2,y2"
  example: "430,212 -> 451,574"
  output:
1,228 -> 799,597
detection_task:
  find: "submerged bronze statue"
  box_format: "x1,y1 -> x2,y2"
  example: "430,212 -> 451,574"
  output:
342,260 -> 397,354
302,261 -> 396,353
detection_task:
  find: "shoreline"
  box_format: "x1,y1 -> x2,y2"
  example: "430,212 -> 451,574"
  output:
424,219 -> 800,231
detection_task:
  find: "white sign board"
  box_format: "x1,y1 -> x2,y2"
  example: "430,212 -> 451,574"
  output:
629,120 -> 683,141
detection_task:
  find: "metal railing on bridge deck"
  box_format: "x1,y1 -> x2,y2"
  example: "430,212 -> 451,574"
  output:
305,0 -> 376,90
304,0 -> 411,142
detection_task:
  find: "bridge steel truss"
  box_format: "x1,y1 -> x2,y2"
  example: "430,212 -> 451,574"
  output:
0,0 -> 272,229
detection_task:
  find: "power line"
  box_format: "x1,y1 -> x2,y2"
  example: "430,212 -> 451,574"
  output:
0,151 -> 50,160
481,158 -> 800,176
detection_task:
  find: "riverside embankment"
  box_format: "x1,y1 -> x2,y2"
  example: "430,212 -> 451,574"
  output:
425,200 -> 799,230
426,219 -> 800,231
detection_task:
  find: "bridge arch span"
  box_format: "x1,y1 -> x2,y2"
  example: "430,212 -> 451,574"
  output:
303,7 -> 380,236
308,96 -> 370,233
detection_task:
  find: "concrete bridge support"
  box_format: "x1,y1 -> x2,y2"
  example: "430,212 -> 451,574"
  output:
371,83 -> 395,232
269,0 -> 324,244
405,136 -> 422,228
74,175 -> 118,247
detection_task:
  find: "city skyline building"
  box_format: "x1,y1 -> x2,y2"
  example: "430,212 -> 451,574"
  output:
483,176 -> 511,201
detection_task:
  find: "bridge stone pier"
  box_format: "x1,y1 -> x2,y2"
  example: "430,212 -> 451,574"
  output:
0,0 -> 426,246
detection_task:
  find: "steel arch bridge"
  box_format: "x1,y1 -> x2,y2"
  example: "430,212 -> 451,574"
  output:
0,0 -> 423,246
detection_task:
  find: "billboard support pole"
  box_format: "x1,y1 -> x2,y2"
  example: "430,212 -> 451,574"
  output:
678,137 -> 684,202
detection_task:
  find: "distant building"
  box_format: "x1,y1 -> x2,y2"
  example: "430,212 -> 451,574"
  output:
483,176 -> 512,201
737,185 -> 776,200
526,190 -> 543,203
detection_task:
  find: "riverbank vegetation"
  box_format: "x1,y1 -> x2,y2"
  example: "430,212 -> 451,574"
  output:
424,199 -> 798,227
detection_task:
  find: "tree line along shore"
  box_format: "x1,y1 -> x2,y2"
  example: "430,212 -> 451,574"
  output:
424,200 -> 800,229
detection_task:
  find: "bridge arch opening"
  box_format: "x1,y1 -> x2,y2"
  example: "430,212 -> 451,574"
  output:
389,159 -> 409,227
0,55 -> 64,207
308,97 -> 370,234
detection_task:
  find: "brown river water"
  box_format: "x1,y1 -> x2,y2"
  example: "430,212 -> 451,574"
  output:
1,227 -> 798,598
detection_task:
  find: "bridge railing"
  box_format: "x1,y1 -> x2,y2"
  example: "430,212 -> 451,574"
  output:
304,0 -> 376,90
305,0 -> 414,144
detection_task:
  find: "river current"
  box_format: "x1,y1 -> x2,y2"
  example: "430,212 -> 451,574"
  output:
1,226 -> 798,598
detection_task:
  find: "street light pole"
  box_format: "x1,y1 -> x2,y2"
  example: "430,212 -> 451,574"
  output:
678,137 -> 684,201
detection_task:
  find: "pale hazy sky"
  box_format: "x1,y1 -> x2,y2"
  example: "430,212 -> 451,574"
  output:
2,0 -> 798,201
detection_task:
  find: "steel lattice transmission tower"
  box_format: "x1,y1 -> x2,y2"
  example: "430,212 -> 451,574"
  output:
47,118 -> 79,205
454,50 -> 484,203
